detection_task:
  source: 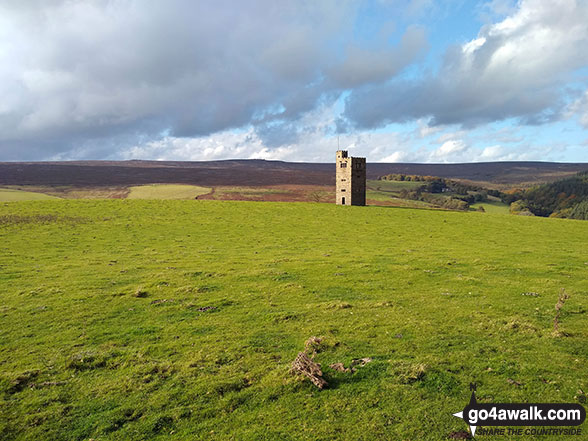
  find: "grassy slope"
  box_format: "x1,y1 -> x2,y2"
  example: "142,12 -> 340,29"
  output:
366,180 -> 435,208
368,180 -> 424,192
127,184 -> 211,199
1,186 -> 131,199
470,201 -> 510,214
0,200 -> 587,441
209,186 -> 291,201
0,189 -> 60,202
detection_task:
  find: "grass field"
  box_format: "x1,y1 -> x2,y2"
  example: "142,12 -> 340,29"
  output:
208,186 -> 291,201
0,188 -> 60,202
127,184 -> 211,199
1,186 -> 132,200
471,201 -> 510,214
366,180 -> 435,208
368,180 -> 425,192
1,200 -> 587,440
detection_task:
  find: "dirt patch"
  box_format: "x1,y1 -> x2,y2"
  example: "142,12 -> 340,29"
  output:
194,306 -> 217,312
7,370 -> 40,393
448,430 -> 472,439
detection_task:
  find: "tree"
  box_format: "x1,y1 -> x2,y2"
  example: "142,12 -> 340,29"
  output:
570,200 -> 588,220
309,191 -> 326,203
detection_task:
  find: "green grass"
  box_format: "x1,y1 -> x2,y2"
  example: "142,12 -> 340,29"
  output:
471,201 -> 510,214
0,188 -> 60,202
366,180 -> 435,207
210,186 -> 292,201
127,184 -> 210,199
0,200 -> 587,440
217,187 -> 285,194
366,191 -> 434,208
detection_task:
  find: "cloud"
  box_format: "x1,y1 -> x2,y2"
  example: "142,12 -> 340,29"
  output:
480,144 -> 505,160
114,114 -> 579,164
0,0 -> 432,160
433,139 -> 468,156
0,0 -> 586,162
379,150 -> 412,162
416,119 -> 444,138
327,25 -> 428,89
115,99 -> 416,163
343,0 -> 588,129
479,0 -> 518,19
567,89 -> 588,128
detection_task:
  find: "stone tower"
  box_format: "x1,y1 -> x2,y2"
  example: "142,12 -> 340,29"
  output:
336,150 -> 366,205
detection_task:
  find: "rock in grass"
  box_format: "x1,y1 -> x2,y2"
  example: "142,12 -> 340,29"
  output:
329,362 -> 351,373
304,336 -> 324,354
133,287 -> 148,298
351,357 -> 372,368
291,352 -> 327,389
329,357 -> 372,374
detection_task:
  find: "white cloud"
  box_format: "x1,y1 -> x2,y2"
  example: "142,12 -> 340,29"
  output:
566,89 -> 588,128
345,0 -> 588,128
416,119 -> 444,138
435,131 -> 467,144
379,151 -> 411,162
438,140 -> 468,155
482,0 -> 518,17
480,145 -> 509,160
428,139 -> 469,162
248,147 -> 295,161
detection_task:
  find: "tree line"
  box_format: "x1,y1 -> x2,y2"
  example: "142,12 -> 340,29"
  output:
380,171 -> 588,220
379,174 -> 500,210
502,171 -> 588,219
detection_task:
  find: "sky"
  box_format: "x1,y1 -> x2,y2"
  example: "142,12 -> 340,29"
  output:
0,0 -> 587,163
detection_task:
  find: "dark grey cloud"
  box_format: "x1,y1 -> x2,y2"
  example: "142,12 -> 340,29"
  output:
343,0 -> 588,130
0,0 -> 428,160
326,25 -> 428,89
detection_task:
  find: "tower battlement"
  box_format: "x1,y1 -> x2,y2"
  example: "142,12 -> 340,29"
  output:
335,150 -> 366,206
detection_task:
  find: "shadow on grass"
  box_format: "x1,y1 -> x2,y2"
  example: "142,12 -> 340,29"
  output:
321,356 -> 388,390
365,203 -> 458,213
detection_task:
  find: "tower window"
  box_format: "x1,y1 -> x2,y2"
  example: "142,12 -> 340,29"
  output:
340,162 -> 347,168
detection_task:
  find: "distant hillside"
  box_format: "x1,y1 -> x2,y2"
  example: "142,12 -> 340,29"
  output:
0,160 -> 586,188
503,171 -> 588,219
